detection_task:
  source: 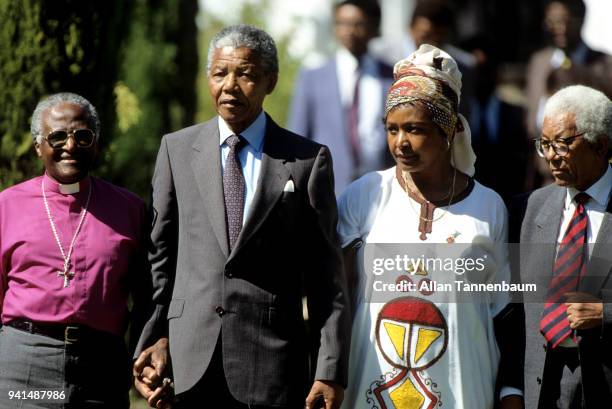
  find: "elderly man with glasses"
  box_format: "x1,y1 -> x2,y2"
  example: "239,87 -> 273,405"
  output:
0,92 -> 151,408
519,85 -> 612,408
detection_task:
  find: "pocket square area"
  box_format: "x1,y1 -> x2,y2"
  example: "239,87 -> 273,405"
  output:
283,180 -> 294,192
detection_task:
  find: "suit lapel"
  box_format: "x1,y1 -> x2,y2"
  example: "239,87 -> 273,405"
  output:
580,187 -> 612,293
534,186 -> 566,281
228,116 -> 291,261
327,59 -> 347,137
191,117 -> 229,258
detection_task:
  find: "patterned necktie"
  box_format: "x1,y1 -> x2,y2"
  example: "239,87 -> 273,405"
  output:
540,192 -> 590,348
223,135 -> 245,250
347,67 -> 361,170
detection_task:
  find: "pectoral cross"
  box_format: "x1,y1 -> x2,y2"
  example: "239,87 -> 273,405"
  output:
57,262 -> 75,288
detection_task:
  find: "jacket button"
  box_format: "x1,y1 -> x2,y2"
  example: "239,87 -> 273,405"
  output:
225,271 -> 233,278
543,344 -> 547,351
537,377 -> 542,385
215,306 -> 225,317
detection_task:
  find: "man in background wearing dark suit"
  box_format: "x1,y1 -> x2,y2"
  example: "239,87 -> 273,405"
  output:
519,85 -> 612,408
524,0 -> 612,190
289,0 -> 393,196
133,24 -> 351,409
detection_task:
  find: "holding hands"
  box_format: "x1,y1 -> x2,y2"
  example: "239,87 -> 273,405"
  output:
134,337 -> 174,409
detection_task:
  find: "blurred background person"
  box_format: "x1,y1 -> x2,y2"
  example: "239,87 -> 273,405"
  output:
462,36 -> 529,204
370,0 -> 476,119
524,0 -> 612,189
288,0 -> 394,195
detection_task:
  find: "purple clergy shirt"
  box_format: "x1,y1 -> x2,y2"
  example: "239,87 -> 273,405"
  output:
0,174 -> 148,337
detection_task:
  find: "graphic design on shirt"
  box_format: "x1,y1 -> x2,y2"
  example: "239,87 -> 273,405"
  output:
395,259 -> 435,297
367,297 -> 448,408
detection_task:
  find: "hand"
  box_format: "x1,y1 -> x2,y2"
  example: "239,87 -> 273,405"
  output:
133,337 -> 173,408
499,395 -> 524,409
564,292 -> 603,330
305,380 -> 344,409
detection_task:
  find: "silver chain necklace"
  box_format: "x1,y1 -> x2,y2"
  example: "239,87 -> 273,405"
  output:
41,178 -> 92,288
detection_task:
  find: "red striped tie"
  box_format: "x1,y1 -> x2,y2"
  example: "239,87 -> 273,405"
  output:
540,192 -> 590,348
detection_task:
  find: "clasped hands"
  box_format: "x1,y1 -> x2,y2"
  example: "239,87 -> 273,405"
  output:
134,337 -> 173,409
133,337 -> 344,409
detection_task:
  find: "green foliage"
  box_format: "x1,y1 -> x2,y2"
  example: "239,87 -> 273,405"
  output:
103,0 -> 198,198
0,0 -> 130,190
1,0 -> 299,197
0,1 -> 52,188
0,0 -> 198,198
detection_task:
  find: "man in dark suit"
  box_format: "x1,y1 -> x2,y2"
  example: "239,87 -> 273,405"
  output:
133,24 -> 351,409
519,85 -> 612,408
288,0 -> 393,196
463,38 -> 529,204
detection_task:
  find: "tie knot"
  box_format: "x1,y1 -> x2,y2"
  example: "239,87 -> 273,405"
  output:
574,192 -> 590,205
225,135 -> 244,149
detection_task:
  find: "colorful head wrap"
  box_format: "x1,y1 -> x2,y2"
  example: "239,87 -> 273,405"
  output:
385,44 -> 476,176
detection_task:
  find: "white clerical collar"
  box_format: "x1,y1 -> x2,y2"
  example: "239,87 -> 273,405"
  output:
565,165 -> 612,209
43,173 -> 91,195
60,182 -> 80,194
218,110 -> 266,152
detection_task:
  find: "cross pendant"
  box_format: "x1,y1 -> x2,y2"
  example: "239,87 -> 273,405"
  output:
57,266 -> 75,288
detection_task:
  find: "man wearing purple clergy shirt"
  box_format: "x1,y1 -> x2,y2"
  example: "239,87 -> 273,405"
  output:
0,92 -> 152,409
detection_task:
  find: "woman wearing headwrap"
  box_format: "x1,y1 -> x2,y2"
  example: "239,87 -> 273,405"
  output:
337,45 -> 524,409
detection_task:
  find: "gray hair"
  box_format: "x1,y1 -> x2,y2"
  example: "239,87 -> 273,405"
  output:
543,85 -> 612,148
31,92 -> 100,144
206,24 -> 278,75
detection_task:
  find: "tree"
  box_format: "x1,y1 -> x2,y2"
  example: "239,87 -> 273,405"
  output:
0,0 -> 130,189
105,0 -> 199,197
0,0 -> 199,199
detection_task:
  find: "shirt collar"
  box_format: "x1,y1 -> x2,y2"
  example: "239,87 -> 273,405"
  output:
565,165 -> 612,209
218,110 -> 266,152
335,47 -> 378,75
43,172 -> 91,195
336,47 -> 359,73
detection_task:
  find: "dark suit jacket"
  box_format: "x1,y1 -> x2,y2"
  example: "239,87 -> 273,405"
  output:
288,57 -> 393,196
136,114 -> 351,407
471,98 -> 529,204
519,183 -> 612,408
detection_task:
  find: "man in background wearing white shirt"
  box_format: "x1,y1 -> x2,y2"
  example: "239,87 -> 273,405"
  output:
288,0 -> 393,196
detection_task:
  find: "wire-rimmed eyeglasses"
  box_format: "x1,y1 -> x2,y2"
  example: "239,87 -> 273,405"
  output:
534,133 -> 584,157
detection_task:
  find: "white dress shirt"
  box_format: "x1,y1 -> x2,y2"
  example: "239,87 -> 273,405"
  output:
218,111 -> 266,224
335,47 -> 386,173
558,164 -> 612,246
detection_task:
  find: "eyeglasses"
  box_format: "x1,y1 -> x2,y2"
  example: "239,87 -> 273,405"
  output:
534,133 -> 584,157
42,128 -> 96,149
